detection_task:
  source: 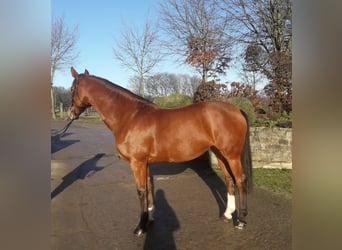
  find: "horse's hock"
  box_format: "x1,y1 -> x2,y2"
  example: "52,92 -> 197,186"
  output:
210,127 -> 292,169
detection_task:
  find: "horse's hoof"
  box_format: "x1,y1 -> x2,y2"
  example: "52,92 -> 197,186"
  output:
133,227 -> 145,237
223,215 -> 232,222
234,221 -> 246,230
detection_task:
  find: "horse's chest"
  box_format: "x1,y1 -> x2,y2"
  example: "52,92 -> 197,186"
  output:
116,139 -> 148,162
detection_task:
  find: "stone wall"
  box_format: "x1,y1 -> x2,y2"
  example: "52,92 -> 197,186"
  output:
210,127 -> 292,169
250,127 -> 292,169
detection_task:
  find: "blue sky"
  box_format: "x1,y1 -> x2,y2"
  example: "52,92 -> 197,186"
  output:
52,0 -> 243,89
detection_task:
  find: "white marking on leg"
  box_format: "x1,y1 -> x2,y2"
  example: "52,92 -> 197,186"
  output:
148,204 -> 154,221
224,193 -> 236,220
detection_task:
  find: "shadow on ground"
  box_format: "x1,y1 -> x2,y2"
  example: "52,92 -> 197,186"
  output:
143,189 -> 179,250
149,152 -> 228,217
143,152 -> 234,249
51,153 -> 108,199
51,132 -> 80,154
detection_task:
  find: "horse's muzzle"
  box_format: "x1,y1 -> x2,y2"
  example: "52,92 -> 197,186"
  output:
67,107 -> 77,120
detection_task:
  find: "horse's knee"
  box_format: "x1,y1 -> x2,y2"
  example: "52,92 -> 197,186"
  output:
137,188 -> 146,199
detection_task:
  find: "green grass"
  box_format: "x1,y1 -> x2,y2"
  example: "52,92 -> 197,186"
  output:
253,168 -> 292,197
77,116 -> 102,122
213,167 -> 292,197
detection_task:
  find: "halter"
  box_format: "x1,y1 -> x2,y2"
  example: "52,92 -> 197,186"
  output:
69,73 -> 91,121
71,74 -> 83,106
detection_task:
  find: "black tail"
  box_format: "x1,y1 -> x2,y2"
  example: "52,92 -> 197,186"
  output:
240,110 -> 253,192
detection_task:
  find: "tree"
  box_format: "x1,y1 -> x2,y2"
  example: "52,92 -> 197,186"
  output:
113,19 -> 162,97
127,75 -> 143,95
159,0 -> 232,83
136,73 -> 201,97
227,81 -> 260,108
51,15 -> 79,119
53,86 -> 72,108
177,74 -> 202,96
241,45 -> 265,90
222,0 -> 292,112
145,73 -> 179,97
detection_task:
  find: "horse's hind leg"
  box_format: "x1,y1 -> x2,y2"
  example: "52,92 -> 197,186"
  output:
228,157 -> 248,229
214,159 -> 234,219
223,172 -> 236,221
212,149 -> 236,221
212,147 -> 248,229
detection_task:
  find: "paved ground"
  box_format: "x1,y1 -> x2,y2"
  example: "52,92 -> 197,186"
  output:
51,120 -> 291,250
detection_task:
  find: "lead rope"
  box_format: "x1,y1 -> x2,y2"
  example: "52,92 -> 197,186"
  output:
52,119 -> 74,137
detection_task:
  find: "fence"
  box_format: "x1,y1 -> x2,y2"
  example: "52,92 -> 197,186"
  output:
54,103 -> 98,119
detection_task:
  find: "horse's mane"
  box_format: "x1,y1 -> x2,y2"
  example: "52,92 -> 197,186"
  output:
89,75 -> 155,107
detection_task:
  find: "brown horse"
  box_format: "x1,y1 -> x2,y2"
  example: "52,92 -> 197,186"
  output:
68,67 -> 253,236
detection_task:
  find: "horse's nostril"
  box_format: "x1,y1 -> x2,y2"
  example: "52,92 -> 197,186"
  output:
67,108 -> 76,120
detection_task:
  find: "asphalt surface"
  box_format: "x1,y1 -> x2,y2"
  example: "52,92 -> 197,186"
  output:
51,120 -> 291,250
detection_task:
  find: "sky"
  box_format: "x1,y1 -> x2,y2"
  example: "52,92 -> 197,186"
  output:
52,0 -> 243,89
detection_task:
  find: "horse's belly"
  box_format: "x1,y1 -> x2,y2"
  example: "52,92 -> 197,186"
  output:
148,139 -> 210,163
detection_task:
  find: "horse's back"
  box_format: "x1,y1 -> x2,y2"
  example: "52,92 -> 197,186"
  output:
187,101 -> 247,143
155,101 -> 246,130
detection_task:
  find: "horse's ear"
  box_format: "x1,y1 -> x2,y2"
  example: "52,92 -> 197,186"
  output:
71,67 -> 78,79
84,69 -> 89,75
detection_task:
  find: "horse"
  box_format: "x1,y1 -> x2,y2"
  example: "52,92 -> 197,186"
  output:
67,67 -> 253,236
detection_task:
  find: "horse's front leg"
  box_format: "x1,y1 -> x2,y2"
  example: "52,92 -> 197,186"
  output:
130,160 -> 150,236
147,166 -> 155,222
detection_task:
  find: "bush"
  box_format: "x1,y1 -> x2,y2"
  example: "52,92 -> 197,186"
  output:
193,81 -> 227,103
254,110 -> 292,128
227,97 -> 256,125
154,94 -> 192,108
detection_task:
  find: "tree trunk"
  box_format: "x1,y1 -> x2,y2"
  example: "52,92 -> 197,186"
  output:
202,64 -> 208,83
51,85 -> 56,119
60,102 -> 64,119
139,74 -> 145,97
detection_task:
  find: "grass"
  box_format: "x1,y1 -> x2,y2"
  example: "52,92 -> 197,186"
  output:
253,168 -> 292,197
213,167 -> 292,198
53,115 -> 102,123
78,116 -> 102,122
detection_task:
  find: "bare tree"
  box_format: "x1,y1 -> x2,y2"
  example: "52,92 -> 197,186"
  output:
113,19 -> 162,97
145,73 -> 179,97
159,0 -> 232,83
222,0 -> 292,112
177,74 -> 202,96
51,15 -> 79,118
53,86 -> 72,108
143,73 -> 201,97
127,75 -> 142,95
241,63 -> 264,90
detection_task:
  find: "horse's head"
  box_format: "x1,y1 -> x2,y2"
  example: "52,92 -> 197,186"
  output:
68,67 -> 91,120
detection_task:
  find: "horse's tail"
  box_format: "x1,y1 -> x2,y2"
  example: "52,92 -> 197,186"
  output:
240,109 -> 253,192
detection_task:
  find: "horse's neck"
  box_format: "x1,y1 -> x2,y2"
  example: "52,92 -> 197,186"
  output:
85,80 -> 141,134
